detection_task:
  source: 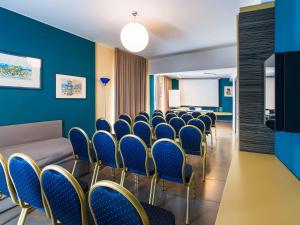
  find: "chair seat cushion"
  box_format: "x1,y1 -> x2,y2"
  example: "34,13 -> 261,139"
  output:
141,202 -> 175,225
161,164 -> 193,184
128,158 -> 155,176
184,148 -> 200,156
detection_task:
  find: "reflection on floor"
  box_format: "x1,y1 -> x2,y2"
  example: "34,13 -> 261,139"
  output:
3,121 -> 236,225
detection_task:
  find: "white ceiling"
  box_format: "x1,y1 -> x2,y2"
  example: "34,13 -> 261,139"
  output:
156,68 -> 237,79
0,0 -> 247,58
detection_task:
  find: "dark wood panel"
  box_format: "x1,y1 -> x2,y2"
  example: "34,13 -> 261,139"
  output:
239,8 -> 275,153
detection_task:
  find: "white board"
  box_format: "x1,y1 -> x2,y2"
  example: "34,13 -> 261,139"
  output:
179,79 -> 219,107
169,90 -> 180,107
265,77 -> 275,110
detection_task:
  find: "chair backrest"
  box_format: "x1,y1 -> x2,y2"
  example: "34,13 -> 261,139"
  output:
165,110 -> 174,116
206,112 -> 217,126
41,165 -> 87,225
0,154 -> 18,204
155,123 -> 176,140
92,131 -> 120,168
153,109 -> 163,114
133,121 -> 152,148
96,118 -> 112,133
169,117 -> 185,137
188,119 -> 206,134
166,113 -> 177,123
198,115 -> 212,131
152,112 -> 164,118
139,112 -> 150,121
134,115 -> 149,123
191,111 -> 201,118
177,111 -> 186,118
119,135 -> 150,176
8,153 -> 44,210
181,114 -> 193,124
119,114 -> 132,125
151,139 -> 187,184
69,127 -> 92,162
151,116 -> 166,129
89,180 -> 149,225
179,125 -> 203,154
114,119 -> 132,141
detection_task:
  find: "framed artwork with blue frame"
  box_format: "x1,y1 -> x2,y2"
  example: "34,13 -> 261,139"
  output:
0,51 -> 42,89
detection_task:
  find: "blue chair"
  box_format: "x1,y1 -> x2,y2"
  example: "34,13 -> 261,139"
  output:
139,111 -> 150,121
165,110 -> 174,116
114,119 -> 132,141
198,115 -> 213,147
119,135 -> 155,193
154,123 -> 176,140
133,121 -> 152,148
192,111 -> 201,118
181,114 -> 193,124
189,106 -> 196,111
177,111 -> 186,118
179,125 -> 207,181
69,127 -> 96,179
166,113 -> 177,123
151,139 -> 195,224
119,114 -> 132,125
41,165 -> 88,225
96,118 -> 112,133
89,180 -> 175,225
169,117 -> 185,138
8,153 -> 50,225
151,116 -> 166,130
188,119 -> 207,150
0,154 -> 18,205
153,109 -> 163,114
92,131 -> 122,184
152,111 -> 164,118
134,114 -> 149,123
206,112 -> 217,139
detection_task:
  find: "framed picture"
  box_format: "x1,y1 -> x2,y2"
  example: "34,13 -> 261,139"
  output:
0,51 -> 41,89
56,74 -> 86,99
224,86 -> 233,97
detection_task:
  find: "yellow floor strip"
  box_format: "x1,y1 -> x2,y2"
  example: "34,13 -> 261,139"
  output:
215,151 -> 300,225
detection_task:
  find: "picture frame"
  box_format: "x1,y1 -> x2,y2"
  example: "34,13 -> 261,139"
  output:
0,51 -> 42,89
56,74 -> 86,99
224,86 -> 233,97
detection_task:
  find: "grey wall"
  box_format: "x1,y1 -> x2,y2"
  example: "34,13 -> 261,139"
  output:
149,45 -> 237,74
239,7 -> 275,153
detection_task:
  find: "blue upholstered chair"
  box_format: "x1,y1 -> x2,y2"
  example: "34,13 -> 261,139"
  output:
113,119 -> 132,142
181,114 -> 193,124
139,112 -> 150,121
179,125 -> 207,181
69,127 -> 95,176
92,131 -> 122,185
177,111 -> 186,118
166,113 -> 177,124
169,117 -> 185,138
89,180 -> 175,225
198,115 -> 213,147
8,153 -> 50,225
119,114 -> 132,126
152,111 -> 164,118
189,107 -> 196,111
153,109 -> 163,114
96,118 -> 112,133
41,165 -> 88,225
151,116 -> 166,130
0,154 -> 18,205
206,112 -> 217,139
154,123 -> 176,140
133,121 -> 152,148
191,111 -> 201,118
165,110 -> 174,116
119,135 -> 155,194
151,139 -> 195,224
134,115 -> 149,123
188,119 -> 207,150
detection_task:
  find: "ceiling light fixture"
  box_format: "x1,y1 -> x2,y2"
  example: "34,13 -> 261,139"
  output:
120,11 -> 149,53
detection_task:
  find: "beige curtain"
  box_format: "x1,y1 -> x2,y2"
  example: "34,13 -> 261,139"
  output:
115,48 -> 147,120
164,76 -> 172,112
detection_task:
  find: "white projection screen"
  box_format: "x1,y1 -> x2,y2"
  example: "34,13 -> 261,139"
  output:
179,79 -> 219,107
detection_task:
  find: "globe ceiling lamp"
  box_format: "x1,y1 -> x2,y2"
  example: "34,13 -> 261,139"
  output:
120,11 -> 149,53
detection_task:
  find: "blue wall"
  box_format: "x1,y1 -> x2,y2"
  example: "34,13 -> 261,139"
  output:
218,78 -> 233,120
0,8 -> 95,137
275,0 -> 300,179
172,79 -> 179,90
149,75 -> 155,115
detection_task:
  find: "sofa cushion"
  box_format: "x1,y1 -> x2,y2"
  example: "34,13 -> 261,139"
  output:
1,138 -> 73,167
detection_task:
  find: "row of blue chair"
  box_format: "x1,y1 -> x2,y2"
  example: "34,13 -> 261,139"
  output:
0,153 -> 175,225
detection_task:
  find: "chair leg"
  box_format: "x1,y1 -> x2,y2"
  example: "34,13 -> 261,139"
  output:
94,165 -> 101,184
149,177 -> 154,204
186,186 -> 190,224
162,179 -> 167,191
210,132 -> 213,149
17,208 -> 29,225
120,170 -> 126,186
134,175 -> 139,189
151,176 -> 157,205
72,160 -> 78,176
91,164 -> 98,185
202,154 -> 206,182
111,168 -> 116,180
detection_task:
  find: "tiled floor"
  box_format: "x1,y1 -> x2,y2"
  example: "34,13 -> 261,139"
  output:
3,121 -> 236,225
